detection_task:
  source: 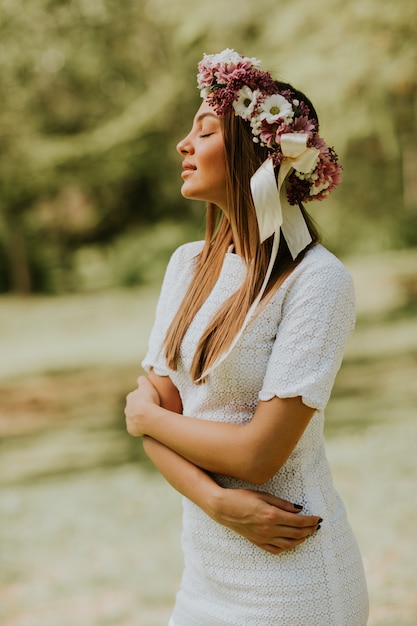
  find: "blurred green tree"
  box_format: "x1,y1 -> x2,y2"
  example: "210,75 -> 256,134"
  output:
0,0 -> 416,292
0,0 -> 200,291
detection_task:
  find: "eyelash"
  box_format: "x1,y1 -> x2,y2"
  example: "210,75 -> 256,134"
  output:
199,132 -> 213,138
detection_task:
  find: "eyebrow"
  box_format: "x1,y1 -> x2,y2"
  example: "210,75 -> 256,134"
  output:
195,112 -> 219,123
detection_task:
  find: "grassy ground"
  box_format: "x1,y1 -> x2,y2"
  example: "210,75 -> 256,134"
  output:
1,250 -> 417,625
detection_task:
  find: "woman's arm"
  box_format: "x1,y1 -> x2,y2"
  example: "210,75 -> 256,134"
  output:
143,436 -> 321,555
138,371 -> 321,554
125,375 -> 315,484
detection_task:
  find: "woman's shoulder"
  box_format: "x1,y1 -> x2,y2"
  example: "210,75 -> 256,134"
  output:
299,244 -> 353,284
282,244 -> 355,301
169,240 -> 205,267
157,241 -> 204,303
160,241 -> 205,290
275,244 -> 356,328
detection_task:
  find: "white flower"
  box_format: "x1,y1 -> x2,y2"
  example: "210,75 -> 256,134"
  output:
202,49 -> 262,69
233,86 -> 261,120
309,180 -> 330,196
250,118 -> 262,136
258,94 -> 294,124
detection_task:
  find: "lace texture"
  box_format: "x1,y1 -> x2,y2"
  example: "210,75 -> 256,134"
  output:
143,242 -> 369,626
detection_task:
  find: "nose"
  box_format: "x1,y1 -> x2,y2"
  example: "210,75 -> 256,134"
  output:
176,133 -> 194,155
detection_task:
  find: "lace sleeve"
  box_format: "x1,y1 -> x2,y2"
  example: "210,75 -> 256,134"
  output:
259,257 -> 356,411
141,241 -> 202,376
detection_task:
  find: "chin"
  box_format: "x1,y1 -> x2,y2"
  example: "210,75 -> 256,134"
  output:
181,187 -> 204,202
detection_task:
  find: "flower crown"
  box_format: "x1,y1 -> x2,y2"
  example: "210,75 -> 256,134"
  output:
197,49 -> 342,205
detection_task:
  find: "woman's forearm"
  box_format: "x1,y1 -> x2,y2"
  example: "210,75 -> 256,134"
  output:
144,404 -> 251,479
125,375 -> 313,484
142,436 -> 222,519
142,436 -> 321,555
140,395 -> 313,484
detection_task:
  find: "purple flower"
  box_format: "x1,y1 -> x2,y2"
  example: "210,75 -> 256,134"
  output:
286,174 -> 311,205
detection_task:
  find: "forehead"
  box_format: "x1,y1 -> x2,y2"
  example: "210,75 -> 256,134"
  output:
194,100 -> 221,124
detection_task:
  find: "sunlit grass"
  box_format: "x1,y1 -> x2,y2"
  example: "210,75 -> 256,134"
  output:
1,250 -> 417,624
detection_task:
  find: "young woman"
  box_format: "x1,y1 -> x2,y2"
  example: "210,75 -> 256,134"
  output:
125,49 -> 369,625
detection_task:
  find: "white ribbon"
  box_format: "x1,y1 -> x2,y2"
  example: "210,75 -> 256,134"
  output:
279,133 -> 320,183
198,135 -> 319,380
251,133 -> 319,256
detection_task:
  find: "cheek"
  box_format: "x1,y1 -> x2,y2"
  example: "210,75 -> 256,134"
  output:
212,147 -> 226,178
198,140 -> 227,186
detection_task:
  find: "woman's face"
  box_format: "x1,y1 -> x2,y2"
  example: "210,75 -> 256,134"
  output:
176,100 -> 228,210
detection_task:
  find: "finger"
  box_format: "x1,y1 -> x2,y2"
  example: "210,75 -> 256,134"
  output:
256,492 -> 307,513
269,508 -> 322,528
255,491 -> 297,511
256,537 -> 306,555
272,523 -> 320,540
255,492 -> 322,524
248,520 -> 319,545
268,525 -> 320,549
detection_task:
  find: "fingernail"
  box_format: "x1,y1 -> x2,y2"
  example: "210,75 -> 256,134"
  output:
316,524 -> 321,531
318,518 -> 323,524
293,503 -> 303,510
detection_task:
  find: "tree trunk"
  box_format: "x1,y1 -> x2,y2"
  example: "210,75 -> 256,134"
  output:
2,209 -> 32,294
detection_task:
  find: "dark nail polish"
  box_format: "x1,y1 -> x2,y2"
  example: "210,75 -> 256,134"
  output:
318,518 -> 323,524
293,503 -> 303,510
316,524 -> 321,531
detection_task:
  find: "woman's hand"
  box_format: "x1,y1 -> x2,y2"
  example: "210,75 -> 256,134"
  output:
125,376 -> 161,437
209,488 -> 321,555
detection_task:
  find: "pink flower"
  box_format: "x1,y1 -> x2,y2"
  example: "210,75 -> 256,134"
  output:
197,61 -> 215,90
311,150 -> 343,199
215,60 -> 256,85
258,120 -> 288,149
292,115 -> 316,135
259,127 -> 275,149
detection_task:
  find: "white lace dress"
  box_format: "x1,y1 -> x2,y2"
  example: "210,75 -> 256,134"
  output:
142,241 -> 369,626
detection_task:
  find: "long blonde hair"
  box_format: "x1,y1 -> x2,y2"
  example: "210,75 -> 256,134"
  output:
164,84 -> 320,382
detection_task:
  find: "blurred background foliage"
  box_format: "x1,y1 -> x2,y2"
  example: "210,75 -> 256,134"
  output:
1,5 -> 417,622
0,0 -> 416,294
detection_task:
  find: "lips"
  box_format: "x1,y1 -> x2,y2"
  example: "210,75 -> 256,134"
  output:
182,161 -> 196,174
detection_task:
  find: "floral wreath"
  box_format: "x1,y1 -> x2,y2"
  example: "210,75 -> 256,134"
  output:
197,49 -> 342,205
